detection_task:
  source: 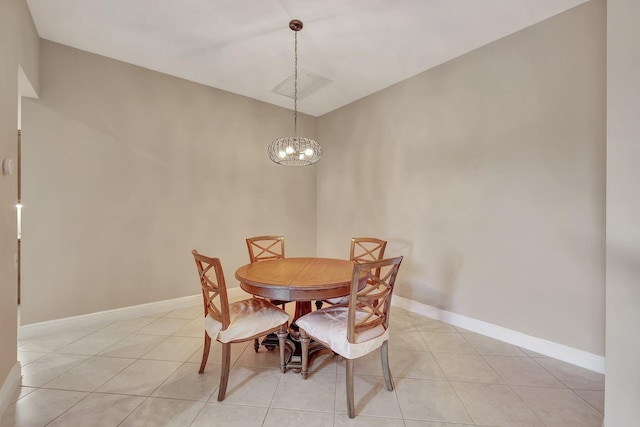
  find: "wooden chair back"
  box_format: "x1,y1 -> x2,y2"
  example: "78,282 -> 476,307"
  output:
350,238 -> 387,263
347,256 -> 403,344
246,236 -> 285,263
192,250 -> 230,330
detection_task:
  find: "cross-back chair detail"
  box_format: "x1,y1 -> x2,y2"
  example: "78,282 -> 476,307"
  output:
317,237 -> 388,310
194,252 -> 228,329
350,237 -> 388,264
297,256 -> 403,417
192,250 -> 289,401
346,263 -> 396,340
246,235 -> 285,262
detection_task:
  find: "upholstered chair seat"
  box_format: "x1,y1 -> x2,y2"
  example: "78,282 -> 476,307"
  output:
205,298 -> 290,344
296,306 -> 388,359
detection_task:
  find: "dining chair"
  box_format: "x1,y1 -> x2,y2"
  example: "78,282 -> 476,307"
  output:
192,250 -> 289,401
316,237 -> 388,309
297,256 -> 403,418
246,236 -> 287,302
246,235 -> 290,351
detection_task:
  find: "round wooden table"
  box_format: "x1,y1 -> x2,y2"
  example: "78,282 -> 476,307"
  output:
235,257 -> 357,320
235,257 -> 360,370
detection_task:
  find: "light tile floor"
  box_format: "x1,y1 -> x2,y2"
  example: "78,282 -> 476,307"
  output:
2,303 -> 604,426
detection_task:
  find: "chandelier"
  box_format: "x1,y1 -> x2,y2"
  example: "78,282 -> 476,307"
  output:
268,20 -> 322,166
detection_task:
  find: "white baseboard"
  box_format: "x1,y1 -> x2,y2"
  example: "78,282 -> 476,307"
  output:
18,287 -> 249,340
392,295 -> 605,374
0,362 -> 21,418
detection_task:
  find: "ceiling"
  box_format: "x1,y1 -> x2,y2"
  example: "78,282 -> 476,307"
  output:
26,0 -> 588,117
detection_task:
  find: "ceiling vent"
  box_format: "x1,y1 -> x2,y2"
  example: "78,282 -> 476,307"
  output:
272,69 -> 332,100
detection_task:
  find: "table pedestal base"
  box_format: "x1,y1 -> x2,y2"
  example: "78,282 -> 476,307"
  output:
258,329 -> 331,372
256,333 -> 281,351
255,300 -> 335,372
282,328 -> 332,372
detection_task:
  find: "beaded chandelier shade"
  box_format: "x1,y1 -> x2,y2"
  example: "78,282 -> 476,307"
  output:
268,20 -> 322,166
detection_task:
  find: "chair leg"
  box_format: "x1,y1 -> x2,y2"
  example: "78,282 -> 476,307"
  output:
380,340 -> 394,391
199,332 -> 211,374
277,326 -> 288,373
299,328 -> 310,379
217,342 -> 231,401
253,337 -> 260,352
346,358 -> 355,418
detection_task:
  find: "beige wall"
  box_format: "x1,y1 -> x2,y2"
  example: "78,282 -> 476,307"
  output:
20,41 -> 317,324
317,1 -> 605,355
605,0 -> 640,423
0,0 -> 39,392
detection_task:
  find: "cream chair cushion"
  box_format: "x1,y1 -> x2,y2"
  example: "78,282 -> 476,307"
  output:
296,306 -> 389,359
324,283 -> 377,305
205,298 -> 289,343
324,296 -> 348,305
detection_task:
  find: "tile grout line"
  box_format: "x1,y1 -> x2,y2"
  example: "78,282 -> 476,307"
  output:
434,325 -> 478,425
463,333 -> 552,427
529,356 -> 605,415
